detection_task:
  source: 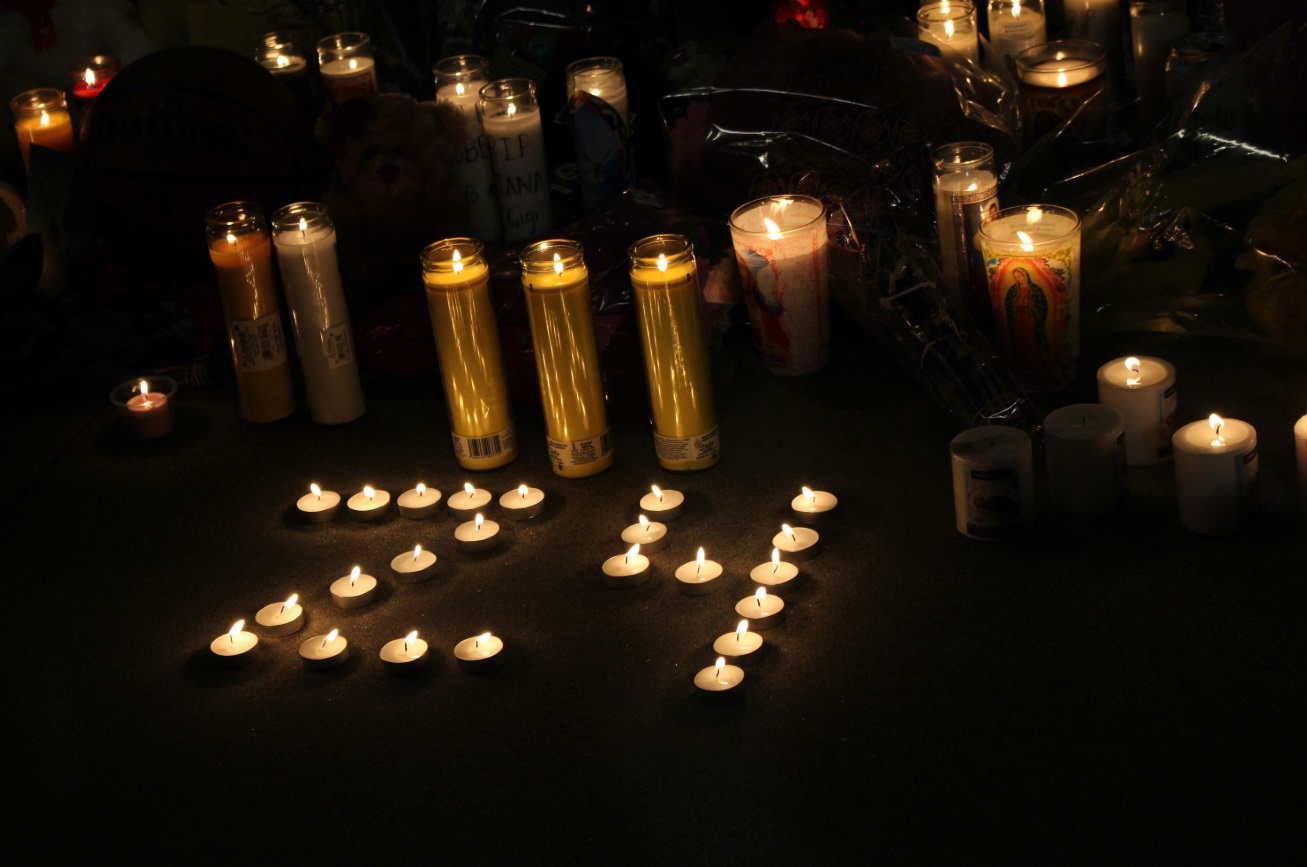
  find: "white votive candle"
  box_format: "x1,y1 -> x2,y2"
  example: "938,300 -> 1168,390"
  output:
397,483 -> 441,519
346,485 -> 390,521
620,515 -> 668,553
454,631 -> 503,672
254,593 -> 304,635
712,621 -> 765,666
330,566 -> 378,608
772,523 -> 819,562
735,586 -> 786,630
300,628 -> 348,670
1173,414 -> 1259,535
455,513 -> 501,553
448,482 -> 493,520
790,486 -> 838,524
639,485 -> 684,520
602,544 -> 651,588
1096,355 -> 1178,465
1044,404 -> 1127,517
950,425 -> 1035,540
390,545 -> 437,583
380,630 -> 428,673
694,656 -> 745,699
296,483 -> 340,523
674,547 -> 722,596
499,484 -> 546,519
750,548 -> 800,595
1296,415 -> 1307,513
210,619 -> 258,666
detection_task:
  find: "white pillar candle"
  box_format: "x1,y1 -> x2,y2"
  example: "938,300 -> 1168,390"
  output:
296,483 -> 341,522
209,619 -> 258,666
448,482 -> 492,520
918,1 -> 981,66
455,513 -> 501,553
254,594 -> 304,635
977,204 -> 1082,392
1130,0 -> 1190,131
790,486 -> 838,525
380,631 -> 428,673
734,587 -> 786,630
454,632 -> 503,672
397,483 -> 442,519
499,484 -> 546,519
479,78 -> 552,244
950,425 -> 1034,539
330,566 -> 378,608
390,545 -> 437,583
621,515 -> 668,553
1045,404 -> 1128,517
1296,415 -> 1307,513
772,523 -> 819,562
1096,355 -> 1178,465
729,195 -> 830,375
434,55 -> 501,244
674,547 -> 722,596
346,485 -> 390,521
602,544 -> 651,588
712,621 -> 765,666
300,629 -> 348,670
317,32 -> 377,103
694,656 -> 745,699
1173,414 -> 1258,535
750,548 -> 800,595
933,142 -> 999,323
639,485 -> 684,521
987,0 -> 1047,63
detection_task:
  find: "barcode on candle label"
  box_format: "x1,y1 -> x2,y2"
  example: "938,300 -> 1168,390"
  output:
231,312 -> 287,372
654,427 -> 720,464
321,323 -> 354,369
546,430 -> 612,470
453,425 -> 516,461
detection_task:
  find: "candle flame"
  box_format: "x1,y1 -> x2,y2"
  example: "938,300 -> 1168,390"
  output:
298,217 -> 307,234
283,593 -> 298,611
763,217 -> 783,240
476,631 -> 492,647
474,513 -> 484,531
782,523 -> 796,541
756,586 -> 768,605
518,484 -> 528,498
364,485 -> 375,501
349,565 -> 360,586
626,543 -> 641,563
229,620 -> 245,639
966,182 -> 977,192
462,482 -> 476,497
656,253 -> 668,273
40,110 -> 49,127
507,103 -> 516,118
802,486 -> 815,503
651,485 -> 663,501
638,514 -> 650,531
324,628 -> 338,646
1013,0 -> 1022,17
1125,357 -> 1142,386
416,483 -> 426,497
85,68 -> 97,87
348,58 -> 358,70
1016,231 -> 1035,252
1057,71 -> 1068,88
276,55 -> 290,68
944,18 -> 955,38
404,630 -> 418,652
227,232 -> 237,245
1209,413 -> 1225,446
138,379 -> 150,397
455,82 -> 465,96
413,544 -> 422,561
552,252 -> 563,276
736,620 -> 749,640
310,483 -> 322,499
772,547 -> 781,572
452,249 -> 463,274
696,547 -> 705,572
715,656 -> 725,679
1054,51 -> 1067,62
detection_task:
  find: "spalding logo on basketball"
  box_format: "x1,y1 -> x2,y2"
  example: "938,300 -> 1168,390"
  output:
81,47 -> 315,250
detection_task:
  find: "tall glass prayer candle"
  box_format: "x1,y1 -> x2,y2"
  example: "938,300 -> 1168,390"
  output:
205,202 -> 296,423
421,238 -> 518,470
729,195 -> 830,375
10,88 -> 75,169
1130,0 -> 1190,133
918,2 -> 980,66
566,56 -> 629,129
520,240 -> 613,478
933,142 -> 998,326
479,79 -> 552,244
977,204 -> 1081,392
434,55 -> 501,245
317,32 -> 377,104
254,32 -> 315,122
270,202 -> 365,425
565,57 -> 631,208
986,0 -> 1047,64
1064,0 -> 1122,85
628,235 -> 720,472
1014,40 -> 1108,144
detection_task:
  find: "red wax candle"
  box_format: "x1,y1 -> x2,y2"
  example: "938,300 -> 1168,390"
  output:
69,55 -> 120,101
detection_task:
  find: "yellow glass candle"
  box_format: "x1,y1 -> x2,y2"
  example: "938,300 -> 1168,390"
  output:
421,238 -> 518,469
519,239 -> 613,478
628,235 -> 719,471
205,202 -> 296,423
10,88 -> 76,169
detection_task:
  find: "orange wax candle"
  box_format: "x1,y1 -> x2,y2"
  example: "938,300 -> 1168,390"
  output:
10,88 -> 75,169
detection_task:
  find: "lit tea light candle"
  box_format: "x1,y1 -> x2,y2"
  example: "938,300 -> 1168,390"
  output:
693,656 -> 745,698
1096,355 -> 1178,465
772,523 -> 820,562
455,513 -> 501,553
735,587 -> 786,630
448,482 -> 492,520
390,545 -> 438,583
127,378 -> 173,438
380,630 -> 429,673
255,593 -> 304,635
639,485 -> 684,520
346,485 -> 390,521
712,620 -> 765,666
674,547 -> 723,596
454,631 -> 504,672
300,628 -> 348,670
209,619 -> 258,666
296,483 -> 341,523
1173,413 -> 1259,535
499,484 -> 546,519
790,486 -> 838,524
750,548 -> 800,595
620,514 -> 668,553
397,482 -> 442,519
330,565 -> 378,608
601,544 -> 651,588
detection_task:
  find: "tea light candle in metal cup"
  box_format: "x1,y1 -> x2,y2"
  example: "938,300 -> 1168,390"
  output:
380,631 -> 428,674
300,628 -> 348,670
602,544 -> 650,588
330,566 -> 378,608
620,515 -> 668,553
210,619 -> 258,666
790,486 -> 837,525
694,656 -> 745,700
296,483 -> 341,522
750,548 -> 800,595
639,485 -> 684,521
499,484 -> 546,519
772,523 -> 819,562
346,485 -> 390,521
712,620 -> 765,666
735,587 -> 786,630
674,547 -> 722,596
255,593 -> 304,635
397,483 -> 441,519
455,513 -> 501,553
448,482 -> 492,521
390,545 -> 437,583
454,632 -> 503,672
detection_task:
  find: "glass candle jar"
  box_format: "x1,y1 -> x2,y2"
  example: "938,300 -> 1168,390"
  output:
1014,40 -> 1108,144
10,88 -> 75,169
317,32 -> 377,103
434,55 -> 500,244
932,141 -> 999,325
918,2 -> 980,66
479,78 -> 552,243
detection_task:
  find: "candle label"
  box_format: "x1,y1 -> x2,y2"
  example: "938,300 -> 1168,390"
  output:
964,467 -> 1025,538
453,424 -> 516,462
982,248 -> 1077,392
1019,75 -> 1105,143
734,236 -> 830,375
321,323 -> 354,368
546,429 -> 612,471
230,312 -> 289,372
1157,383 -> 1178,459
653,426 -> 720,466
323,67 -> 376,103
943,185 -> 998,324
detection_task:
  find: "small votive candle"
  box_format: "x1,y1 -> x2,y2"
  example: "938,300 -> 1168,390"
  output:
674,547 -> 723,596
1096,355 -> 1178,465
110,377 -> 176,440
639,485 -> 684,520
1173,414 -> 1259,535
602,544 -> 651,588
380,631 -> 428,674
397,483 -> 441,519
694,656 -> 745,699
300,628 -> 348,670
346,485 -> 390,521
254,593 -> 304,635
209,619 -> 258,666
790,486 -> 838,524
454,631 -> 503,672
750,548 -> 800,595
1044,403 -> 1127,517
330,566 -> 378,608
296,483 -> 341,523
620,515 -> 668,553
735,587 -> 786,630
499,484 -> 546,519
712,620 -> 765,666
455,513 -> 501,553
390,545 -> 438,583
772,523 -> 820,562
448,482 -> 492,521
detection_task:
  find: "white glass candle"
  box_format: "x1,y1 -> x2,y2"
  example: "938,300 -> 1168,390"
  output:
1014,40 -> 1108,144
729,195 -> 830,375
566,56 -> 629,129
1045,403 -> 1127,516
1173,414 -> 1258,535
987,0 -> 1047,63
977,204 -> 1081,392
1130,0 -> 1190,131
479,78 -> 552,243
317,32 -> 377,103
434,55 -> 501,244
950,425 -> 1034,539
566,57 -> 630,208
1096,355 -> 1177,465
918,2 -> 980,66
933,142 -> 998,324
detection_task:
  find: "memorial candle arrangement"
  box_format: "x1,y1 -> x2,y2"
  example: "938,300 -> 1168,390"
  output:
422,238 -> 518,469
986,0 -> 1047,63
9,88 -> 75,169
933,142 -> 998,325
434,55 -> 501,244
1130,0 -> 1190,131
271,202 -> 366,425
520,240 -> 614,477
1096,355 -> 1177,465
204,202 -> 296,423
479,78 -> 552,243
729,195 -> 830,375
917,1 -> 980,66
1173,414 -> 1258,535
628,235 -> 720,471
977,204 -> 1082,392
1014,40 -> 1108,144
1044,403 -> 1127,517
317,32 -> 377,104
565,56 -> 630,207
